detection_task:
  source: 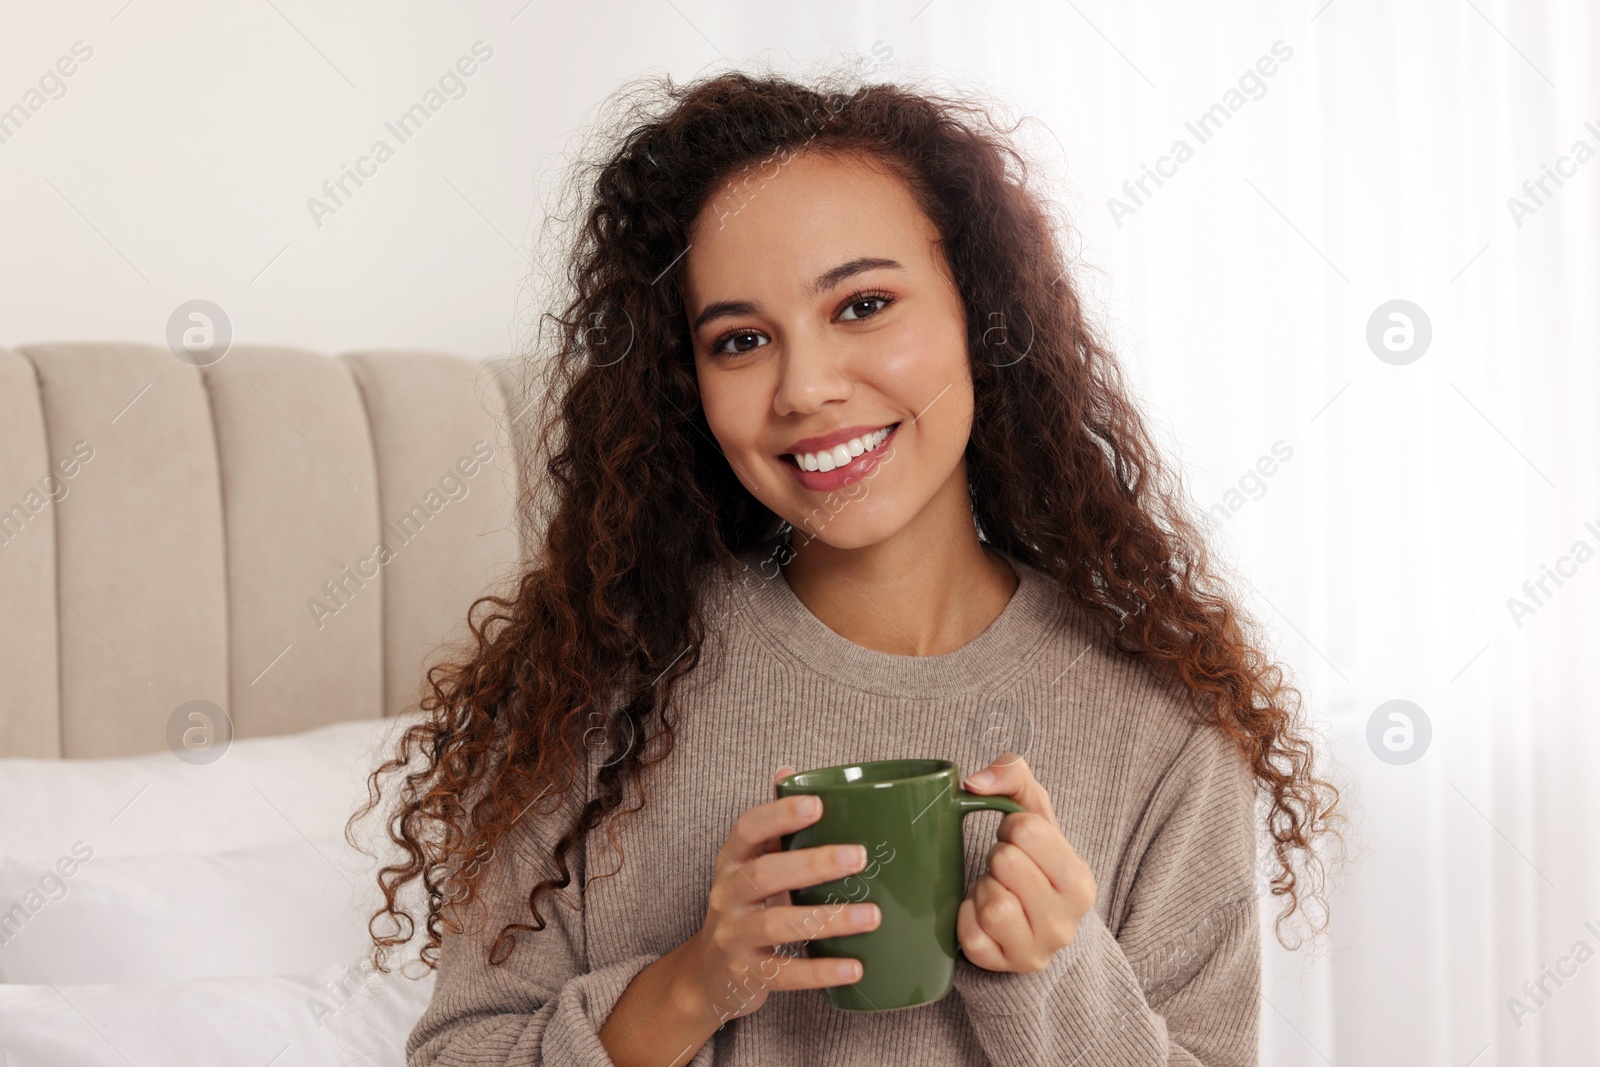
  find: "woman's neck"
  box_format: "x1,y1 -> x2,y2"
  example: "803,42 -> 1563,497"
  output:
780,475 -> 1019,657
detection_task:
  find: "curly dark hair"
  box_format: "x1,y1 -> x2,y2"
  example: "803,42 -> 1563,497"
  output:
348,65 -> 1342,973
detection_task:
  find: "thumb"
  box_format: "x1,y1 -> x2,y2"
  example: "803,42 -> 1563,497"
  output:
773,764 -> 798,789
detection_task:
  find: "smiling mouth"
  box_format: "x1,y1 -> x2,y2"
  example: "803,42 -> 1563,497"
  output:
780,423 -> 900,471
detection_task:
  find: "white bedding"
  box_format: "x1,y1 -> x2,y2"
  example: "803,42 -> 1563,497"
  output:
0,958 -> 435,1067
0,713 -> 436,1066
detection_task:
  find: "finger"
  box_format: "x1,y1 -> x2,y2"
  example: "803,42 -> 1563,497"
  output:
960,752 -> 1056,824
742,951 -> 864,993
759,765 -> 804,871
985,840 -> 1065,940
724,792 -> 822,865
971,874 -> 1035,967
995,812 -> 1078,896
957,896 -> 1007,971
755,768 -> 803,908
739,898 -> 881,949
733,841 -> 869,907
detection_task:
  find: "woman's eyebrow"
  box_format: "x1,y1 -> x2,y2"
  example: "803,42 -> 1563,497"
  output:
810,256 -> 904,296
690,256 -> 906,332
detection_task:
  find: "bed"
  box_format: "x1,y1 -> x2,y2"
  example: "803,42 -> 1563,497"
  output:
0,342 -> 533,1066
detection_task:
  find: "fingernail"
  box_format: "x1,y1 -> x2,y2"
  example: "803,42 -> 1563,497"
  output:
836,959 -> 861,980
836,844 -> 866,868
802,795 -> 821,816
965,770 -> 995,789
850,903 -> 879,925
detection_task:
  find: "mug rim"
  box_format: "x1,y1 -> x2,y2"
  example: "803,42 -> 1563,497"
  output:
776,758 -> 956,791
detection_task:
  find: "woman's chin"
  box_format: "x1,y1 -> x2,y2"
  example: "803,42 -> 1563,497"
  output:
780,506 -> 915,552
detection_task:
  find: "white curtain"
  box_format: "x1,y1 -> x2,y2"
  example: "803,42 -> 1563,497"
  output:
5,0 -> 1595,1062
808,3 -> 1599,1064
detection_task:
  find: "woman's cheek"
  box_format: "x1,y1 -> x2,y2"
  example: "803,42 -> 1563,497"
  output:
699,377 -> 761,458
878,327 -> 969,412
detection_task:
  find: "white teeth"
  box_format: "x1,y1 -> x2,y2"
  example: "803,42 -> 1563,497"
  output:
788,424 -> 894,473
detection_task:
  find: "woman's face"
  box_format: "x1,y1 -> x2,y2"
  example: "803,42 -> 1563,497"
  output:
682,148 -> 975,551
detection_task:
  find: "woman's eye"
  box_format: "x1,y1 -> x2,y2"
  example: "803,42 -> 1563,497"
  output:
714,330 -> 767,356
839,296 -> 890,322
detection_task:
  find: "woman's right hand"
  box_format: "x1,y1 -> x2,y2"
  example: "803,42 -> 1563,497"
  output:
672,764 -> 883,1027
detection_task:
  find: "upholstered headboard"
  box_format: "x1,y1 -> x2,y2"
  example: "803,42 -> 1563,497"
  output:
0,343 -> 527,759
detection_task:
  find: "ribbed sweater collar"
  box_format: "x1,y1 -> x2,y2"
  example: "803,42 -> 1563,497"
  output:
729,544 -> 1066,699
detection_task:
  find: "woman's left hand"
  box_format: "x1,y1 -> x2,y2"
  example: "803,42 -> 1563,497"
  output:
956,752 -> 1096,973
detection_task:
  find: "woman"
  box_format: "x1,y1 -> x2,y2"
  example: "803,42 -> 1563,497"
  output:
355,69 -> 1340,1067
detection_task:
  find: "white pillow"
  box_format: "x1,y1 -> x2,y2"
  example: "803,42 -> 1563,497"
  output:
0,958 -> 436,1067
0,837 -> 379,983
0,712 -> 430,985
0,712 -> 427,866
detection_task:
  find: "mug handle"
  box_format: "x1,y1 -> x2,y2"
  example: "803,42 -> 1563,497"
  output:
951,788 -> 1024,817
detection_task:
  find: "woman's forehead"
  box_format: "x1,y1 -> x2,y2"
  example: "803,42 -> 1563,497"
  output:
681,152 -> 941,309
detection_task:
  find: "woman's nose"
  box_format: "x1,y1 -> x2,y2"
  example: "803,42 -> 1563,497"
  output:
772,329 -> 853,416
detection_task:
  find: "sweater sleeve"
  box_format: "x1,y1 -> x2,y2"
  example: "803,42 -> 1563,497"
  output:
405,783 -> 718,1067
951,720 -> 1262,1066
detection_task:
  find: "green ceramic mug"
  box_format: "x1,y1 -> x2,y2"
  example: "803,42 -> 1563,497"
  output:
775,758 -> 1024,1012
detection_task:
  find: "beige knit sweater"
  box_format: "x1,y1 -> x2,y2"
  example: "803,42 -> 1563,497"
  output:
407,543 -> 1262,1066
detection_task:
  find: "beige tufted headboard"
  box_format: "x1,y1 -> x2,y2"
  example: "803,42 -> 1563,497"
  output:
0,343 -> 529,759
